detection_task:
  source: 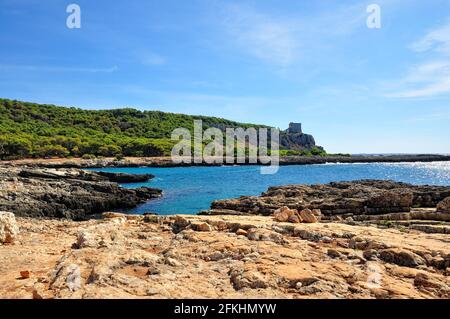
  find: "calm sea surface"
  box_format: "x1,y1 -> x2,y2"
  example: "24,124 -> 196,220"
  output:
91,162 -> 450,215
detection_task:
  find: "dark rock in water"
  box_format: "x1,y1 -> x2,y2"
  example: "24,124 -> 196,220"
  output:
18,168 -> 153,184
0,167 -> 161,219
18,168 -> 107,181
96,171 -> 154,183
206,180 -> 450,219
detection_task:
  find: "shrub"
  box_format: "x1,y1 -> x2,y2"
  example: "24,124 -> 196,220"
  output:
81,154 -> 96,160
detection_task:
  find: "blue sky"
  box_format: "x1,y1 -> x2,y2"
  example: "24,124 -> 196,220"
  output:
1,0 -> 450,153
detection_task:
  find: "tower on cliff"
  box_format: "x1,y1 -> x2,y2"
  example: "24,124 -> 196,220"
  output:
287,122 -> 302,134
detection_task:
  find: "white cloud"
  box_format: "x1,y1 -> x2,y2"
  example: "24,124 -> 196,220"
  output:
410,19 -> 450,55
387,79 -> 450,98
218,3 -> 366,68
386,19 -> 450,98
221,4 -> 297,67
386,60 -> 450,98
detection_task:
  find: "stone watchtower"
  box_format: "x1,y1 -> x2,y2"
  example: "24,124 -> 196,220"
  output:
287,122 -> 302,134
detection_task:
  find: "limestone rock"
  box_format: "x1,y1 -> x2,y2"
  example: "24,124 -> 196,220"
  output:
172,216 -> 190,233
229,268 -> 271,290
363,249 -> 379,261
1,210 -> 449,299
288,214 -> 301,223
75,231 -> 96,249
125,251 -> 159,266
414,272 -> 450,295
165,257 -> 182,267
327,249 -> 341,258
191,222 -> 212,232
103,212 -> 143,221
312,209 -> 322,217
207,180 -> 450,219
299,209 -> 318,223
51,263 -> 81,292
280,123 -> 321,151
437,197 -> 450,213
379,248 -> 426,268
0,167 -> 162,219
247,228 -> 287,244
0,211 -> 19,244
273,206 -> 296,222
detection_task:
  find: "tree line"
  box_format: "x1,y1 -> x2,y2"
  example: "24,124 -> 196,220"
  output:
0,98 -> 269,160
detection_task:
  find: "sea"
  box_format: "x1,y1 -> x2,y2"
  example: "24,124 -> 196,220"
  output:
91,161 -> 450,215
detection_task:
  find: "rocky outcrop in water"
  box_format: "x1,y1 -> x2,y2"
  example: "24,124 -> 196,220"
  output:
0,167 -> 161,219
95,171 -> 153,183
204,180 -> 450,221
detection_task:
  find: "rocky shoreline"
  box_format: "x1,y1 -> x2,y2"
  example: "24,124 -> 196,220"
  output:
3,154 -> 450,168
0,212 -> 449,298
204,180 -> 450,222
0,166 -> 161,219
1,160 -> 449,299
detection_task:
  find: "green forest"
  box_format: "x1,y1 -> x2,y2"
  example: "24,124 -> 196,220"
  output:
0,98 -> 275,159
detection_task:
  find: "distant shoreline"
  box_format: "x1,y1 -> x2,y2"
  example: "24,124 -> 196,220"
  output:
2,154 -> 450,168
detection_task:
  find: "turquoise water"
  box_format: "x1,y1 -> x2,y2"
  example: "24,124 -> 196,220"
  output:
92,162 -> 450,215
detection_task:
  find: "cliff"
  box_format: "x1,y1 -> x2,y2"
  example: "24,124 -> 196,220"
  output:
280,122 -> 323,151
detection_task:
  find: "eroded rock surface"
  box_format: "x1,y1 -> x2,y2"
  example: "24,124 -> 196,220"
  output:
0,167 -> 161,219
0,211 -> 19,243
0,214 -> 448,299
205,180 -> 450,220
437,197 -> 450,213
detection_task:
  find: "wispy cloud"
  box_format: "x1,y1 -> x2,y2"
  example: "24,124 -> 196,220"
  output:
385,60 -> 450,98
0,64 -> 119,73
221,4 -> 298,67
218,3 -> 366,68
410,19 -> 450,55
405,109 -> 450,123
386,18 -> 450,98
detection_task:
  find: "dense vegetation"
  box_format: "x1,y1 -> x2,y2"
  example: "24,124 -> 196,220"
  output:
0,98 -> 273,159
278,148 -> 327,157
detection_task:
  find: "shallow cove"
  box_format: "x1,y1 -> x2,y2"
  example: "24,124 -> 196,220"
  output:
90,162 -> 450,215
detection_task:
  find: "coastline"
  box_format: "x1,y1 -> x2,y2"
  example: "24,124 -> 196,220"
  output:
1,160 -> 449,299
2,154 -> 450,168
0,166 -> 162,219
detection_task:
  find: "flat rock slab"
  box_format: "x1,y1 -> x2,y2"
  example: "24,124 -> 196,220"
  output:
0,166 -> 161,219
0,214 -> 448,299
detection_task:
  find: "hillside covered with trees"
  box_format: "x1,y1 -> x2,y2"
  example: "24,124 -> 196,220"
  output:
0,98 -> 274,159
